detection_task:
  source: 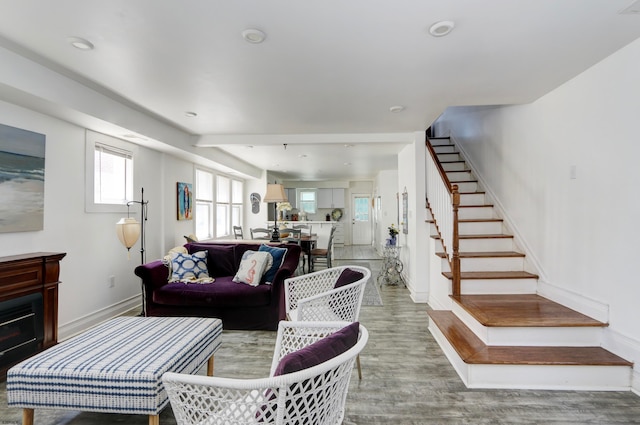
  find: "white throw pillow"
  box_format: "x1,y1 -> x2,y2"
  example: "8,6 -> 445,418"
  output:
233,251 -> 273,286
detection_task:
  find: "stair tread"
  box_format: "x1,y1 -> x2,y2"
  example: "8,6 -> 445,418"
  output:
451,294 -> 607,327
437,251 -> 525,258
428,310 -> 632,366
431,233 -> 513,241
459,218 -> 502,223
458,204 -> 492,208
443,271 -> 538,279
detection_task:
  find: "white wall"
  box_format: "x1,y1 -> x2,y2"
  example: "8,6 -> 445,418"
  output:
0,100 -> 168,337
374,170 -> 399,250
397,132 -> 430,302
434,37 -> 640,392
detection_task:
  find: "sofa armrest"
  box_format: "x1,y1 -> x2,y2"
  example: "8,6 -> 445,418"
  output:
134,260 -> 169,289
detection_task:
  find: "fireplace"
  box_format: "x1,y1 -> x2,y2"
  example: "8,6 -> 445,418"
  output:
0,252 -> 65,379
0,293 -> 44,370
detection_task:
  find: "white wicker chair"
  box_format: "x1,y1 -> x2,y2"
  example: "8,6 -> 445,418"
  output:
284,265 -> 371,379
163,321 -> 368,425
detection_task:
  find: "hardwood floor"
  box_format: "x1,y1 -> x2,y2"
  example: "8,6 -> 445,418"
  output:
1,245 -> 640,424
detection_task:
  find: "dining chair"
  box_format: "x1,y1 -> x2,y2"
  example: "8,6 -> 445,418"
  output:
232,225 -> 244,240
309,225 -> 336,271
250,227 -> 271,240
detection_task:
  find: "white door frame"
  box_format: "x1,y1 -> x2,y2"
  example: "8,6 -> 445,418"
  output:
351,193 -> 372,245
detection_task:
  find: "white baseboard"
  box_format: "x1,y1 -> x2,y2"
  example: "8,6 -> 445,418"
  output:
58,296 -> 140,341
537,279 -> 609,323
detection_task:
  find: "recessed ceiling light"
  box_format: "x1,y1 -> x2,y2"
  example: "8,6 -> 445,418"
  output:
344,162 -> 352,166
429,20 -> 455,37
68,36 -> 94,50
390,105 -> 405,113
299,154 -> 308,158
185,111 -> 198,117
242,28 -> 266,44
344,144 -> 354,148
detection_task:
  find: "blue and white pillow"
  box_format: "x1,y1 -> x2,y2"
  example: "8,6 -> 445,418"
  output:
169,251 -> 209,282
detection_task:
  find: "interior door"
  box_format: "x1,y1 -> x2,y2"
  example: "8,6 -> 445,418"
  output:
351,194 -> 371,245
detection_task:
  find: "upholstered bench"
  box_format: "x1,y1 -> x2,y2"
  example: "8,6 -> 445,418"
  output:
7,316 -> 222,425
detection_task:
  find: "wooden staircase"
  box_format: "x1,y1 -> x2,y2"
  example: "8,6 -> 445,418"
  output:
426,137 -> 632,390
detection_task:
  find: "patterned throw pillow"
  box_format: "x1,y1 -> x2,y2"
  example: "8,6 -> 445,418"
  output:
169,251 -> 209,282
233,251 -> 273,286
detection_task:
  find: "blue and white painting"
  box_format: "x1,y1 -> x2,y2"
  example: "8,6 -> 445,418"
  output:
0,123 -> 45,233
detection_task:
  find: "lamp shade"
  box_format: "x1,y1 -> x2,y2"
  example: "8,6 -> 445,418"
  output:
116,217 -> 141,249
263,184 -> 288,203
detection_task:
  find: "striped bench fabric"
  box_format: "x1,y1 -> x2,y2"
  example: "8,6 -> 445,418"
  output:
7,316 -> 222,422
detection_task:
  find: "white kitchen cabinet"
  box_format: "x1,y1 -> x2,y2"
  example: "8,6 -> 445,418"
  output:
317,188 -> 345,208
285,188 -> 297,208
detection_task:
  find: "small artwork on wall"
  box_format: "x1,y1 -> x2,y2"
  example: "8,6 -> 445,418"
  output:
177,182 -> 193,220
0,123 -> 46,233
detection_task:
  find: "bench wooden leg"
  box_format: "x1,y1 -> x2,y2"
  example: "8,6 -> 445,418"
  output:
148,414 -> 159,425
22,408 -> 34,425
207,355 -> 214,376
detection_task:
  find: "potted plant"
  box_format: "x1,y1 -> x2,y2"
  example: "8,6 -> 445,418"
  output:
388,224 -> 399,246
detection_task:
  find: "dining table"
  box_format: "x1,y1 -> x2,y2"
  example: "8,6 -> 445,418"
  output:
282,234 -> 317,273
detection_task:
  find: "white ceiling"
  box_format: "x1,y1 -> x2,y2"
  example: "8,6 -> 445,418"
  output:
0,0 -> 639,180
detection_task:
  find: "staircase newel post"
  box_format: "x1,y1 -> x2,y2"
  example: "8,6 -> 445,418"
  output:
451,184 -> 461,297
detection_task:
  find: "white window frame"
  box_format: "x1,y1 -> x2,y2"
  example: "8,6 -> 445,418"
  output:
195,168 -> 214,240
85,130 -> 137,213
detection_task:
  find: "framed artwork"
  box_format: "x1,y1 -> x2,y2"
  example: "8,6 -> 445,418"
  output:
177,182 -> 193,220
0,123 -> 45,233
402,188 -> 408,234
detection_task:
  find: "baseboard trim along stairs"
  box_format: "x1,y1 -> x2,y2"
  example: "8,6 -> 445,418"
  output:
426,137 -> 633,391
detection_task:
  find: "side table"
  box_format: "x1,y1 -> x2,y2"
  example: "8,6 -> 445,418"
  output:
377,245 -> 405,286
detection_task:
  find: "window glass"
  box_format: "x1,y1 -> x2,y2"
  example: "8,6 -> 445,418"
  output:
217,175 -> 230,203
299,190 -> 316,214
85,131 -> 135,213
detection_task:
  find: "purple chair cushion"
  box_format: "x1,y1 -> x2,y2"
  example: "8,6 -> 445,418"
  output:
334,268 -> 364,289
274,322 -> 359,376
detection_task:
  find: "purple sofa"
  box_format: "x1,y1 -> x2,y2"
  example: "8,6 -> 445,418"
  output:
134,242 -> 302,330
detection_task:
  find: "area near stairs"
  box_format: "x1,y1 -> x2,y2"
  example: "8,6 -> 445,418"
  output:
425,137 -> 632,391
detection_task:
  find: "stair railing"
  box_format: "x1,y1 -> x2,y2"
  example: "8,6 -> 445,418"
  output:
426,137 -> 461,296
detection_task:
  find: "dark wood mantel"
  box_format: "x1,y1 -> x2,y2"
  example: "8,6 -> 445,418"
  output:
0,252 -> 66,379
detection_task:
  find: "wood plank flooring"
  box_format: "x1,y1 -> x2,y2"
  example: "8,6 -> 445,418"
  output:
1,246 -> 639,424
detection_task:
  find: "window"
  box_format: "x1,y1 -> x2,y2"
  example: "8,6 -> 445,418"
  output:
94,143 -> 133,204
216,176 -> 230,237
195,169 -> 214,240
299,190 -> 317,214
85,130 -> 136,213
195,169 -> 243,240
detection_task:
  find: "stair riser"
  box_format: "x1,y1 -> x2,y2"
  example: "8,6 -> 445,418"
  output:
468,364 -> 631,391
428,321 -> 631,391
460,278 -> 537,295
459,238 -> 514,252
448,256 -> 524,272
432,145 -> 457,153
459,193 -> 486,206
459,221 -> 503,235
447,171 -> 474,182
458,207 -> 494,220
455,181 -> 479,192
441,162 -> 467,172
437,153 -> 462,162
452,302 -> 603,346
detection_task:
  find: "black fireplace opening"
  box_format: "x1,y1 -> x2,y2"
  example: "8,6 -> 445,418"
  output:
0,292 -> 44,369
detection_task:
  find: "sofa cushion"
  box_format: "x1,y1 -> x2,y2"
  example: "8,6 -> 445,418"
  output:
274,322 -> 359,376
233,251 -> 273,286
334,268 -> 364,288
192,244 -> 236,277
258,244 -> 288,284
168,251 -> 209,282
153,276 -> 272,307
